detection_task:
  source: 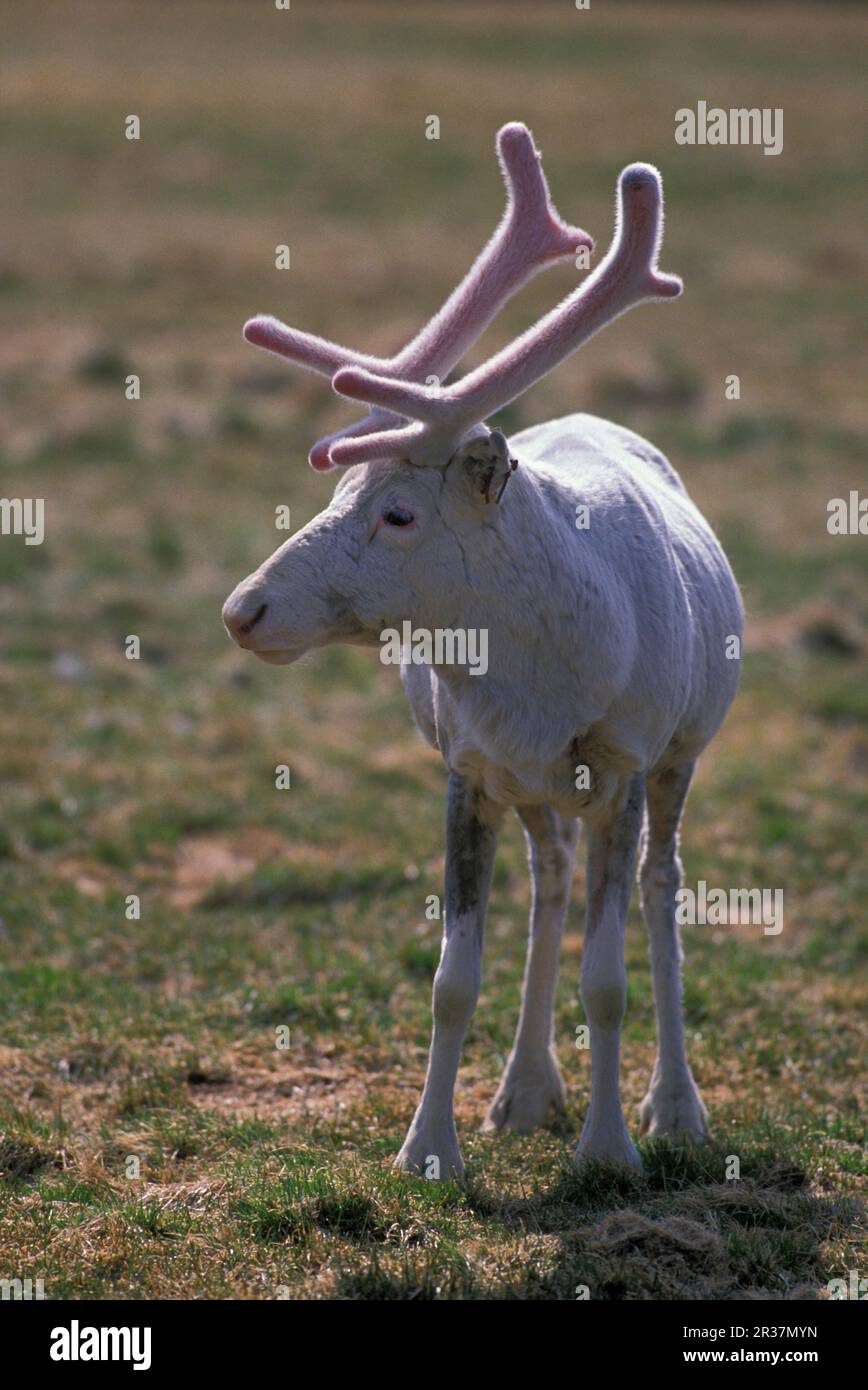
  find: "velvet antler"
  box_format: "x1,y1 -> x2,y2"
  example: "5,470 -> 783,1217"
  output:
243,123 -> 593,470
328,165 -> 681,470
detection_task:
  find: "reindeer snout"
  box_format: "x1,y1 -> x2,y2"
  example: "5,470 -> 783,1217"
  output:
222,590 -> 268,645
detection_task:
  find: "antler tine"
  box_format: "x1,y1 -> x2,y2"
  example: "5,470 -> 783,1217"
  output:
244,124 -> 593,470
243,316 -> 384,377
385,122 -> 593,378
328,164 -> 681,470
306,408 -> 396,472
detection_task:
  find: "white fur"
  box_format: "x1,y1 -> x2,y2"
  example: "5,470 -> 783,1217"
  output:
224,411 -> 742,1176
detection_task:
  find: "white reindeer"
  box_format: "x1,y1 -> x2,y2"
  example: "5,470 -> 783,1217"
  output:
223,125 -> 743,1177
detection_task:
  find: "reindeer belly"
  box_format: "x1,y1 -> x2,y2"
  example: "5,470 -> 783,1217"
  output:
429,702 -> 632,819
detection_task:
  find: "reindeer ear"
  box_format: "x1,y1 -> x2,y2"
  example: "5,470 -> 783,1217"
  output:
452,427 -> 517,504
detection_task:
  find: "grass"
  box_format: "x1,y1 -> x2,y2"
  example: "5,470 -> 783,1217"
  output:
0,0 -> 865,1299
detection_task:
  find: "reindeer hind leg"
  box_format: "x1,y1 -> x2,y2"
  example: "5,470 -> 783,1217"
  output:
484,805 -> 578,1134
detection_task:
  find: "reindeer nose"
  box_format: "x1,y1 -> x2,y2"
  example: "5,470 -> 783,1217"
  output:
223,593 -> 268,644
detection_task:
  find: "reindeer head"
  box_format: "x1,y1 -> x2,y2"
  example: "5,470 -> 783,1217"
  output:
222,125 -> 680,668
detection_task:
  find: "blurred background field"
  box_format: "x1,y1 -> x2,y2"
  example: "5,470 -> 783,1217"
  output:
0,0 -> 865,1298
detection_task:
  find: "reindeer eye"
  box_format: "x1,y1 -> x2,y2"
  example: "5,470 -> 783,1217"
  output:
383,505 -> 415,528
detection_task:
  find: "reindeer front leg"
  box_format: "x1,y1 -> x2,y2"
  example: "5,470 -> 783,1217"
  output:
395,773 -> 501,1180
575,773 -> 645,1169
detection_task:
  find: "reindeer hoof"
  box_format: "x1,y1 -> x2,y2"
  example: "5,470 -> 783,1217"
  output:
482,1050 -> 567,1134
574,1122 -> 643,1171
393,1123 -> 464,1181
638,1084 -> 709,1142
